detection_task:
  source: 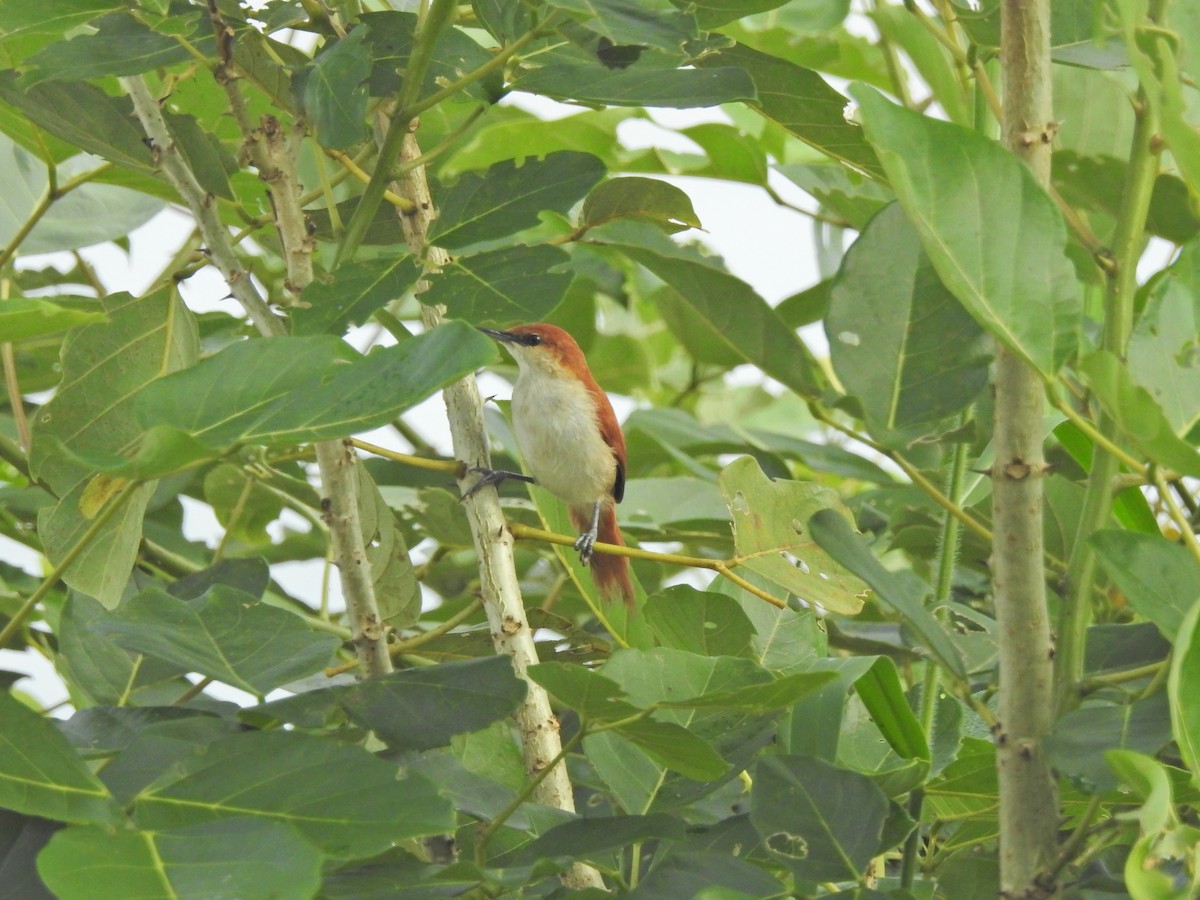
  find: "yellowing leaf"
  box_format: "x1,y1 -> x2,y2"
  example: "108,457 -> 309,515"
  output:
719,456 -> 867,614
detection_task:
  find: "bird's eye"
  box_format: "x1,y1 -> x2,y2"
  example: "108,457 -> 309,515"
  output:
526,334 -> 542,346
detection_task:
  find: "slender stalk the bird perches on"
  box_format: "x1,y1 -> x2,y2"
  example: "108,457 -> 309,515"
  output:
465,323 -> 635,607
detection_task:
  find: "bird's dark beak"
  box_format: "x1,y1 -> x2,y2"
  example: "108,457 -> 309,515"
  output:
478,327 -> 518,344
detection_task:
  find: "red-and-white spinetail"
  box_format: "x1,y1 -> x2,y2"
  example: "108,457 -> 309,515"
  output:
467,323 -> 635,607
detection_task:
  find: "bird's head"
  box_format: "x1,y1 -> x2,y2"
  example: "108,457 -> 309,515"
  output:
478,323 -> 587,378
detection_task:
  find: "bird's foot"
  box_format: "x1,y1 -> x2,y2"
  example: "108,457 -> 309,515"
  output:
574,528 -> 598,566
460,466 -> 535,501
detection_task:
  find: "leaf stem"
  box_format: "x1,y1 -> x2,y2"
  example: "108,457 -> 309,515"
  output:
335,0 -> 458,267
1056,23 -> 1162,713
324,598 -> 484,676
0,480 -> 140,648
508,523 -> 786,608
474,727 -> 586,864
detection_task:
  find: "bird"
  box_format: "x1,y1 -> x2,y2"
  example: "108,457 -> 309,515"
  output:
466,323 -> 635,607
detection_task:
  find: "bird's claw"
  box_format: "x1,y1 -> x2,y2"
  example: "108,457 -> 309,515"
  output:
574,529 -> 597,566
460,466 -> 535,501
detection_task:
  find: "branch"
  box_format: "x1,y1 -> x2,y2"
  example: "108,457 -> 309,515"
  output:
382,118 -> 605,887
507,523 -> 787,609
120,76 -> 285,337
994,1 -> 1060,892
122,69 -> 392,678
1056,0 -> 1164,712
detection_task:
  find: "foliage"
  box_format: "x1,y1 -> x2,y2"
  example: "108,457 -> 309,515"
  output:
0,0 -> 1198,896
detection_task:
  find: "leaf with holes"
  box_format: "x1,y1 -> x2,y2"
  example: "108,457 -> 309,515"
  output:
718,456 -> 867,614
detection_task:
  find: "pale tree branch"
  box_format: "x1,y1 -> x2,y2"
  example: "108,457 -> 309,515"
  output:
382,122 -> 605,890
121,72 -> 391,678
995,1 -> 1060,894
119,76 -> 285,338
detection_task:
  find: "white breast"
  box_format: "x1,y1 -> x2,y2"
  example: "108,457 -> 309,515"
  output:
510,366 -> 617,508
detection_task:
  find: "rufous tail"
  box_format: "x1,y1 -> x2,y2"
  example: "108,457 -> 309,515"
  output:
570,503 -> 635,608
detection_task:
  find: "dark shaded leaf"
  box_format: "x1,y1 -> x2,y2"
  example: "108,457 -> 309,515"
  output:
430,152 -> 606,249
751,755 -> 888,881
808,508 -> 966,678
339,656 -> 526,750
700,44 -> 882,178
37,818 -> 323,900
423,244 -> 573,322
294,256 -> 421,335
827,203 -> 989,442
852,85 -> 1079,376
94,585 -> 340,696
133,731 -> 454,857
303,29 -> 370,149
513,64 -> 756,109
0,692 -> 121,826
133,324 -> 495,452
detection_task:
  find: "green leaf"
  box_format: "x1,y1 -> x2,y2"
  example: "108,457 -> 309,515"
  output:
203,464 -> 284,546
293,256 -> 421,336
23,12 -> 209,85
443,106 -> 642,176
37,818 -> 323,900
513,813 -> 686,864
1091,530 -> 1200,640
870,4 -> 969,125
0,74 -> 157,176
598,648 -> 793,794
854,657 -> 930,761
827,203 -> 989,442
632,848 -> 786,898
699,44 -> 882,178
0,297 -> 105,343
582,176 -> 701,233
93,585 -> 340,696
37,480 -> 156,610
338,656 -> 526,750
614,718 -> 729,781
0,134 -> 166,254
1046,693 -> 1173,792
658,670 -> 837,714
1169,600 -> 1200,788
594,221 -> 826,399
361,12 -> 498,102
429,152 -> 606,250
672,0 -> 794,29
133,731 -> 454,857
0,692 -> 121,825
775,163 -> 892,230
355,464 -> 420,630
751,754 -> 888,881
422,244 -> 573,322
808,508 -> 966,678
29,290 -> 197,495
528,661 -> 642,721
57,593 -> 183,706
0,0 -> 124,40
1129,244 -> 1200,435
1106,750 -> 1174,834
303,29 -> 370,149
1078,350 -> 1200,476
644,587 -> 756,658
719,455 -> 868,614
851,84 -> 1080,376
512,64 -> 756,110
545,0 -> 697,53
133,324 -> 496,452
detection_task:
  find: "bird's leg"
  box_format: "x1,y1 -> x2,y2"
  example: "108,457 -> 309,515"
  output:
460,466 -> 535,501
574,499 -> 601,565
